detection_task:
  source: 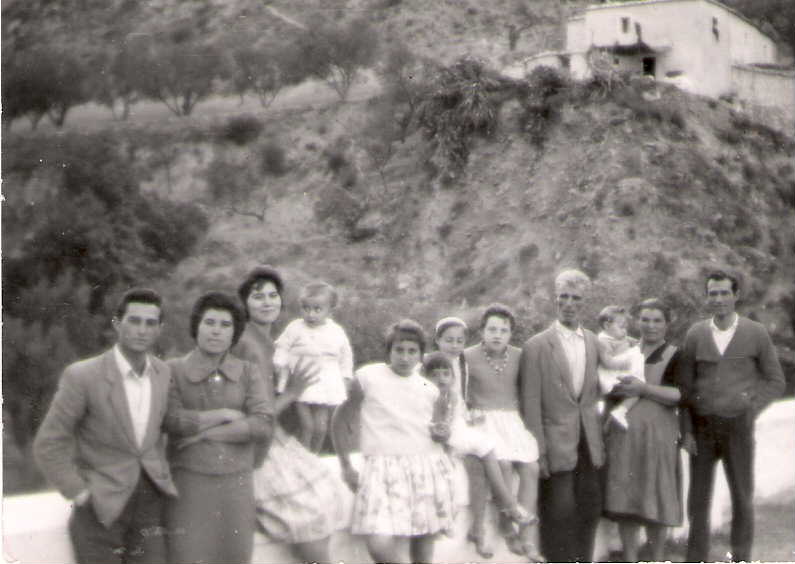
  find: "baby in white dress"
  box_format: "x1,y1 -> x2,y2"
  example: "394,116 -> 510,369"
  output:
597,305 -> 645,429
274,281 -> 353,452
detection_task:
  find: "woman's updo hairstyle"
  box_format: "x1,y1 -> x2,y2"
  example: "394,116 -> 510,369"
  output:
632,297 -> 672,323
237,265 -> 284,318
190,292 -> 247,347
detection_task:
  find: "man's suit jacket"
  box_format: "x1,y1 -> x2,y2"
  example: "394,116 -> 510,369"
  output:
519,325 -> 605,474
34,348 -> 178,527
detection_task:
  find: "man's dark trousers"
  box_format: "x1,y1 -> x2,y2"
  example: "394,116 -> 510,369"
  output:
69,473 -> 167,564
539,431 -> 603,562
687,412 -> 755,562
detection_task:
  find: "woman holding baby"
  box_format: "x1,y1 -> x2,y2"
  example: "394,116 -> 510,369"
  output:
602,298 -> 692,561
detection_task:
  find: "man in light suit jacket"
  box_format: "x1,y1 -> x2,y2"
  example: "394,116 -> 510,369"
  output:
34,288 -> 178,564
682,270 -> 784,562
519,269 -> 604,562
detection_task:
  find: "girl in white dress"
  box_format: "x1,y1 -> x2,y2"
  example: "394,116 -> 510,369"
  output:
273,281 -> 353,452
331,319 -> 456,564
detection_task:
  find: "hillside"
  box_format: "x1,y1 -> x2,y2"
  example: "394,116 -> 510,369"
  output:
6,71 -> 792,361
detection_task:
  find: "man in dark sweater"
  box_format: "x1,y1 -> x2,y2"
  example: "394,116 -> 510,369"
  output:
680,270 -> 785,562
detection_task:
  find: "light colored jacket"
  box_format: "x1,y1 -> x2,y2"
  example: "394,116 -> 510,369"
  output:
519,325 -> 605,474
33,348 -> 177,527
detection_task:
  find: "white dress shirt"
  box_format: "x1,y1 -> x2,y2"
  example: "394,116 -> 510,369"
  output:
555,320 -> 587,398
710,313 -> 739,356
114,345 -> 153,449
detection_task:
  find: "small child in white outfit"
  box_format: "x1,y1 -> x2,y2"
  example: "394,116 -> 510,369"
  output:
597,305 -> 645,430
274,281 -> 353,452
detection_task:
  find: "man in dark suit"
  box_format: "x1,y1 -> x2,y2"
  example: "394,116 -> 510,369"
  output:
34,288 -> 178,564
519,269 -> 604,562
681,271 -> 784,562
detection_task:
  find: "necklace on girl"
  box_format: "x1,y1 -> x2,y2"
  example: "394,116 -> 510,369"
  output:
483,345 -> 509,376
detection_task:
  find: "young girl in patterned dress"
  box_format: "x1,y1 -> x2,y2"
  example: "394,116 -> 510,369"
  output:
331,319 -> 457,564
464,304 -> 544,562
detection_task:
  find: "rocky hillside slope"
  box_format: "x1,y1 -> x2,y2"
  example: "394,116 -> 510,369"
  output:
11,75 -> 784,371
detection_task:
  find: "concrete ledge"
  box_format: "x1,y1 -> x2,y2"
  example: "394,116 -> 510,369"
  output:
4,399 -> 793,563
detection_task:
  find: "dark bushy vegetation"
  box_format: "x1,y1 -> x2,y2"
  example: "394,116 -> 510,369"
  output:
218,115 -> 265,146
2,132 -> 208,491
417,57 -> 508,180
260,142 -> 289,176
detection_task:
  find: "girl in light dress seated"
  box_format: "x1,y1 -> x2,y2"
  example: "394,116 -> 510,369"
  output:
331,319 -> 457,564
433,316 -> 536,558
464,304 -> 544,562
421,352 -> 534,527
596,305 -> 645,430
273,281 -> 354,452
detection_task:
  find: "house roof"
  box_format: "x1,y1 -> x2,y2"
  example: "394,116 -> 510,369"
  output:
578,0 -> 778,45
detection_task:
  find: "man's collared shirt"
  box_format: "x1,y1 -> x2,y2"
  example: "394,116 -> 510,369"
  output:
555,320 -> 586,398
114,345 -> 153,448
710,313 -> 739,356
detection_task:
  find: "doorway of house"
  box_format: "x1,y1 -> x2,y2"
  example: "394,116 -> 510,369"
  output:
642,56 -> 656,77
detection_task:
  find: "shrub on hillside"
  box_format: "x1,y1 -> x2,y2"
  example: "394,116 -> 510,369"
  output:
218,115 -> 264,146
314,185 -> 367,239
417,57 -> 506,179
206,156 -> 254,202
519,65 -> 570,146
260,142 -> 289,176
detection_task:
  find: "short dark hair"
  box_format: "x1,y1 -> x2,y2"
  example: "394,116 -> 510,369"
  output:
704,270 -> 739,294
300,281 -> 338,308
237,265 -> 284,315
114,288 -> 163,322
480,303 -> 516,331
598,305 -> 627,329
422,351 -> 453,374
190,292 -> 246,348
385,319 -> 426,358
633,297 -> 672,323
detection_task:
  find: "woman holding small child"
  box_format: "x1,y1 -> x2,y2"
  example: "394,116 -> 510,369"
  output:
233,267 -> 346,564
602,298 -> 690,562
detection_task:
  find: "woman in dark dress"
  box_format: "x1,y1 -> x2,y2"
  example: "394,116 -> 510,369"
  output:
165,292 -> 273,564
603,298 -> 692,561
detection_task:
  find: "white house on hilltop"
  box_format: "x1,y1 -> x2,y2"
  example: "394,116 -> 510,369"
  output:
505,0 -> 794,134
567,0 -> 781,97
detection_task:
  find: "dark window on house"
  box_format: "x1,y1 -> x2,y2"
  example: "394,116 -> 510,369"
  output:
642,57 -> 656,76
621,17 -> 629,33
712,17 -> 719,41
560,54 -> 571,69
635,22 -> 642,39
